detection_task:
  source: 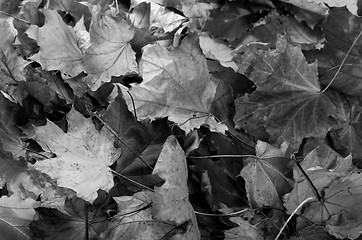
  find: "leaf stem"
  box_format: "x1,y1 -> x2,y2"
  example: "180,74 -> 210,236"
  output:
320,29 -> 362,94
0,11 -> 30,24
188,154 -> 256,159
292,156 -> 322,201
275,197 -> 315,240
127,91 -> 137,120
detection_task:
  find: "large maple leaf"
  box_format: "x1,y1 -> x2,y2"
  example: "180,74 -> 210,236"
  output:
31,108 -> 120,202
122,35 -> 226,132
233,36 -> 336,149
83,5 -> 137,90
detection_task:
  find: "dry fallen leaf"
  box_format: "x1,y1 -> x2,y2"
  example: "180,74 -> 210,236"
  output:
83,5 -> 138,90
31,108 -> 120,202
122,35 -> 226,133
31,9 -> 85,78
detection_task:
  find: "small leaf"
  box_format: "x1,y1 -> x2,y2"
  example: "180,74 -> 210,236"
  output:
239,140 -> 293,208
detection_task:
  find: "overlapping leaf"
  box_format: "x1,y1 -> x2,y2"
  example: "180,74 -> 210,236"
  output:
0,18 -> 29,102
152,135 -> 199,239
311,7 -> 362,96
31,9 -> 85,78
122,35 -> 226,132
31,108 -> 120,202
285,145 -> 362,238
103,136 -> 199,239
30,197 -> 109,239
239,140 -> 293,209
84,5 -> 137,90
234,36 -> 336,149
329,96 -> 362,159
102,88 -> 172,174
0,191 -> 40,240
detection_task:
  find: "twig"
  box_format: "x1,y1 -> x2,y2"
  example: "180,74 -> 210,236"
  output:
111,169 -> 154,192
275,197 -> 315,240
0,10 -> 30,24
320,29 -> 362,93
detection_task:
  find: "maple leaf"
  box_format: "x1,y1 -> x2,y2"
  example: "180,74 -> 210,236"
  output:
83,5 -> 137,90
285,146 -> 362,239
31,9 -> 85,78
102,87 -> 172,174
239,140 -> 293,209
288,171 -> 362,239
31,107 -> 120,203
122,36 -> 227,132
103,191 -> 181,239
233,35 -> 336,149
0,18 -> 29,103
152,135 -> 199,240
30,197 -> 109,239
0,191 -> 40,240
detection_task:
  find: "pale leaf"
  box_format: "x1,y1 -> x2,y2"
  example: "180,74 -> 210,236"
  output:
152,135 -> 200,239
199,32 -> 237,71
123,36 -> 226,133
31,9 -> 85,78
84,5 -> 137,90
31,108 -> 120,202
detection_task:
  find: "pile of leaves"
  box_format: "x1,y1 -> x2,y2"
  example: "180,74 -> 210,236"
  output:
1,0 -> 362,239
